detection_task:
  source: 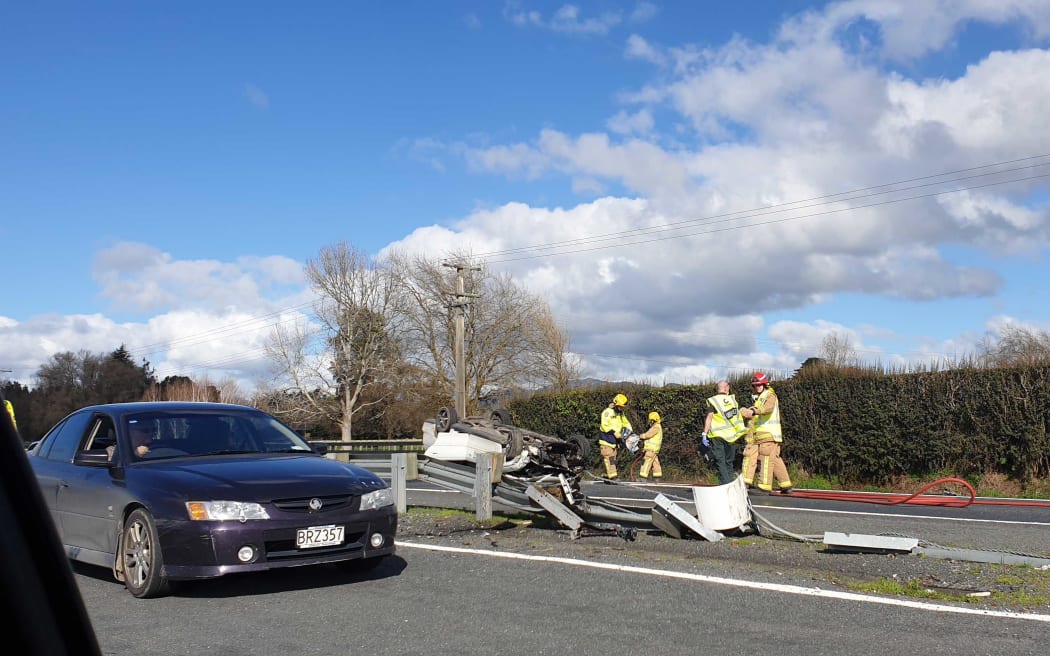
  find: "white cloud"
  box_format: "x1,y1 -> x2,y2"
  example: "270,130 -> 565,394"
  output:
630,2 -> 659,24
606,108 -> 654,135
876,49 -> 1050,154
0,243 -> 317,389
503,2 -> 636,36
768,319 -> 870,358
0,302 -> 314,392
781,0 -> 1050,61
91,242 -> 306,313
571,177 -> 606,195
626,34 -> 666,66
466,128 -> 693,199
465,142 -> 551,179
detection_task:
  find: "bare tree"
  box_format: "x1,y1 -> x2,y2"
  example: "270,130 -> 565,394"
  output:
142,374 -> 244,403
388,249 -> 577,413
525,305 -> 582,393
267,242 -> 403,441
978,324 -> 1050,367
818,332 -> 858,367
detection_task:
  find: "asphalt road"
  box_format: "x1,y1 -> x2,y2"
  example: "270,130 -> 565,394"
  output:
75,539 -> 1048,656
411,479 -> 1050,556
74,480 -> 1050,655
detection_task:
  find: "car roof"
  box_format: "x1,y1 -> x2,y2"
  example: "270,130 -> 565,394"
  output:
74,402 -> 263,419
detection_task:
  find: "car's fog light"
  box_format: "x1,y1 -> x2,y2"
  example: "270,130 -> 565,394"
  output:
237,545 -> 256,562
369,533 -> 385,548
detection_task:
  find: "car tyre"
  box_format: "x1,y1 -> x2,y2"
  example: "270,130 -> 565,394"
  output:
568,433 -> 591,460
490,409 -> 512,426
436,406 -> 458,432
503,427 -> 524,459
122,508 -> 170,599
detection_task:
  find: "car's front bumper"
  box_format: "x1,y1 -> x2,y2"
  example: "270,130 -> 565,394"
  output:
156,508 -> 398,580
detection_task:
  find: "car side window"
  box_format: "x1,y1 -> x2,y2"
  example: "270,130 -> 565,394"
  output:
84,416 -> 117,460
33,417 -> 67,458
41,411 -> 93,463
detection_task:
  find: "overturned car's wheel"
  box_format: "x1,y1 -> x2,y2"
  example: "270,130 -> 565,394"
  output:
503,427 -> 524,459
490,409 -> 513,426
568,433 -> 591,460
436,406 -> 458,432
122,508 -> 170,599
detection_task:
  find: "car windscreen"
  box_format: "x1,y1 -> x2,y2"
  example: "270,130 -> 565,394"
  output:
125,411 -> 314,460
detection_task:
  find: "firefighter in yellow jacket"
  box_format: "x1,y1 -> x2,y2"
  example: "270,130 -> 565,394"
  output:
740,372 -> 793,494
638,411 -> 663,481
599,393 -> 632,480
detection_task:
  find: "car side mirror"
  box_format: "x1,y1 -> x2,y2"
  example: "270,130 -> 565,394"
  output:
310,442 -> 328,456
74,450 -> 114,467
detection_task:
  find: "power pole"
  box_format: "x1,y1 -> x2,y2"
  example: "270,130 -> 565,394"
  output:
443,261 -> 480,420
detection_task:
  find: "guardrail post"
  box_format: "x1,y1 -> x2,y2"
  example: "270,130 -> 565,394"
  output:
391,453 -> 408,514
474,453 -> 493,520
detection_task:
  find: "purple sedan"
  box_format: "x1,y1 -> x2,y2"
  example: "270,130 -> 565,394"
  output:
28,402 -> 397,598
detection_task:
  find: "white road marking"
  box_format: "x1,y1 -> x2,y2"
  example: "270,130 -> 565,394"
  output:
397,540 -> 1050,623
576,491 -> 1050,528
747,504 -> 1050,527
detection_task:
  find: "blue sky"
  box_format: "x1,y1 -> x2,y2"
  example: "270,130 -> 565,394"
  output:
2,1 -> 1050,392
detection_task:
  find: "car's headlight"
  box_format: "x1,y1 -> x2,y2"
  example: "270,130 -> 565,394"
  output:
360,488 -> 394,510
186,501 -> 270,521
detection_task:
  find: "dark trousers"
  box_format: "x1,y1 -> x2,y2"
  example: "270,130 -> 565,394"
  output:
710,438 -> 738,485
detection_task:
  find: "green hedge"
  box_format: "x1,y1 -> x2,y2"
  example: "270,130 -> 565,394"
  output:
507,365 -> 1050,484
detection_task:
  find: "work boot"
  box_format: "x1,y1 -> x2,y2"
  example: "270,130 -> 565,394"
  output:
779,486 -> 793,495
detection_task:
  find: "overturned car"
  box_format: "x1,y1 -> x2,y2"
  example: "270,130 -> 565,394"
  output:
423,406 -> 590,478
419,407 -> 683,541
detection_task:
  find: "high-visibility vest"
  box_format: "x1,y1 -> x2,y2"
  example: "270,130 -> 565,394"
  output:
750,388 -> 782,442
706,393 -> 746,443
2,399 -> 15,429
599,405 -> 632,446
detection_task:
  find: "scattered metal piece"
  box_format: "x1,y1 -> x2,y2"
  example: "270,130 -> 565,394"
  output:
823,532 -> 919,554
652,494 -> 723,542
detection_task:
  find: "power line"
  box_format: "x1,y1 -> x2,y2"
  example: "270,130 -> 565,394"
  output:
489,169 -> 1050,263
473,154 -> 1050,260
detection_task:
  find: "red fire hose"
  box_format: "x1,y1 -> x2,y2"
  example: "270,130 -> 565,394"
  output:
627,466 -> 1050,508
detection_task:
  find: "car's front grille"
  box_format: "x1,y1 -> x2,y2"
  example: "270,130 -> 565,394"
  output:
264,530 -> 367,561
270,494 -> 354,512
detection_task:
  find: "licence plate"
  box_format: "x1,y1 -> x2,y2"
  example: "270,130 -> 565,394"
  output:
296,524 -> 345,549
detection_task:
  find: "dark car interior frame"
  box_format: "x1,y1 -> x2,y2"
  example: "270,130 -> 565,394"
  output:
0,400 -> 102,655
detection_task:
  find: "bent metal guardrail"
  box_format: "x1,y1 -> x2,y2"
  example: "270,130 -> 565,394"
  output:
342,447 -> 658,536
